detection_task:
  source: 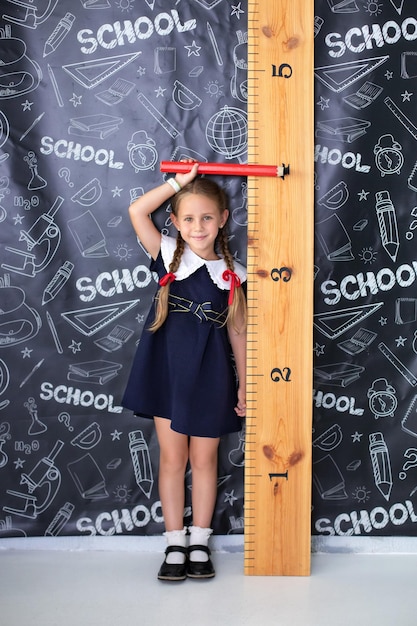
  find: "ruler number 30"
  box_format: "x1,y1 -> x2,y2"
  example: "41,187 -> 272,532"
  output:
271,267 -> 292,282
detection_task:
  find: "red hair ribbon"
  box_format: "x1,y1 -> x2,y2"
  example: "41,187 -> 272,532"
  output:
159,272 -> 176,286
222,270 -> 241,305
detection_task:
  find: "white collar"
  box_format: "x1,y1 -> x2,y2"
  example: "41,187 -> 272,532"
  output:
160,234 -> 246,290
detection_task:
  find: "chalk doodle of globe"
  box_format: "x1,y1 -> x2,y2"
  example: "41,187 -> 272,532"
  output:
206,106 -> 248,160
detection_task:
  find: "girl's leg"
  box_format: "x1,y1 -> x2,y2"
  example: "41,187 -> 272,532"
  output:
154,417 -> 189,531
187,436 -> 220,577
188,435 -> 220,527
154,417 -> 189,580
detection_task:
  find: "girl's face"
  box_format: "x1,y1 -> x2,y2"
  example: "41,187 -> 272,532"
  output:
171,193 -> 228,260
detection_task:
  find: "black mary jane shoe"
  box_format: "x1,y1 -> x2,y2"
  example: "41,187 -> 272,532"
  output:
157,546 -> 188,582
186,545 -> 215,579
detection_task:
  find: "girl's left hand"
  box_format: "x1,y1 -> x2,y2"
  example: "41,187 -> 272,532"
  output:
235,388 -> 246,417
175,159 -> 199,188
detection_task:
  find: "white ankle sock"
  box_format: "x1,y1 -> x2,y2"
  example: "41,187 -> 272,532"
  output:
188,526 -> 213,562
163,528 -> 187,565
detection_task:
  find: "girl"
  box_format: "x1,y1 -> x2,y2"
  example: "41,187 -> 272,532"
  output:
122,162 -> 246,581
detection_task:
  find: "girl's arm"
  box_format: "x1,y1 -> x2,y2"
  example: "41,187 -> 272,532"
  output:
128,162 -> 199,260
228,306 -> 247,417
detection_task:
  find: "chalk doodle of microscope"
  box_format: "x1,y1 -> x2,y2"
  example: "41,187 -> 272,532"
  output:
1,195 -> 64,278
4,440 -> 64,519
0,26 -> 42,99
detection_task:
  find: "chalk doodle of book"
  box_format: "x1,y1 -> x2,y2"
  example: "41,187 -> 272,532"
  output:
67,453 -> 108,500
314,302 -> 384,339
80,0 -> 111,8
327,0 -> 359,12
313,362 -> 364,388
62,52 -> 141,89
94,325 -> 134,352
314,56 -> 389,93
67,210 -> 108,258
337,327 -> 377,355
61,300 -> 140,337
67,360 -> 122,385
313,455 -> 348,500
315,117 -> 370,143
95,78 -> 134,106
316,213 -> 354,261
68,114 -> 123,139
343,81 -> 383,110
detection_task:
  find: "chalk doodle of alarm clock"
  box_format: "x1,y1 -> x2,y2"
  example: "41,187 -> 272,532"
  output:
127,131 -> 158,172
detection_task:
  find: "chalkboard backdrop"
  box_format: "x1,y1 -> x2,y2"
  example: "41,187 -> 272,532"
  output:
1,0 -> 417,539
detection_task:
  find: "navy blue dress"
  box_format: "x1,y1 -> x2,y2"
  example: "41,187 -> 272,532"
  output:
122,235 -> 246,438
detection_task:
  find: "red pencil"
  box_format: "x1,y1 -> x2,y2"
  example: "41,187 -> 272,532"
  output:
160,161 -> 289,178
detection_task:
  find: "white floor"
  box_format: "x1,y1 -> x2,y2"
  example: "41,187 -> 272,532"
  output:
1,544 -> 416,626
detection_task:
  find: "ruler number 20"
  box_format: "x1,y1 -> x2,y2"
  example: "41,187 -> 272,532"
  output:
271,367 -> 292,382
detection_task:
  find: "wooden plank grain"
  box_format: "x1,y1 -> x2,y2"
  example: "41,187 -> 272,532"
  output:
244,0 -> 314,576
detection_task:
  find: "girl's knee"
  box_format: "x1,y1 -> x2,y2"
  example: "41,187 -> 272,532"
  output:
160,449 -> 188,474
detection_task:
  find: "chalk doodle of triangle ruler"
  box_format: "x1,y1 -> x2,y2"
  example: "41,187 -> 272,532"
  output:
62,52 -> 142,89
244,0 -> 314,576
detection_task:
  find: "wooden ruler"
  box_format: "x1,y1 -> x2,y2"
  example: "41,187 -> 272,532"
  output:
244,0 -> 314,576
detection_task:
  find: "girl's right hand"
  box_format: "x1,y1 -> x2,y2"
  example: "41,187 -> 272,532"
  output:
175,160 -> 199,188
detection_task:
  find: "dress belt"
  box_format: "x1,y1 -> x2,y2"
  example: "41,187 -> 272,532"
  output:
168,294 -> 227,326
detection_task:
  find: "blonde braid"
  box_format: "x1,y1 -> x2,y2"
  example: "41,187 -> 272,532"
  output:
218,228 -> 247,333
148,233 -> 185,332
